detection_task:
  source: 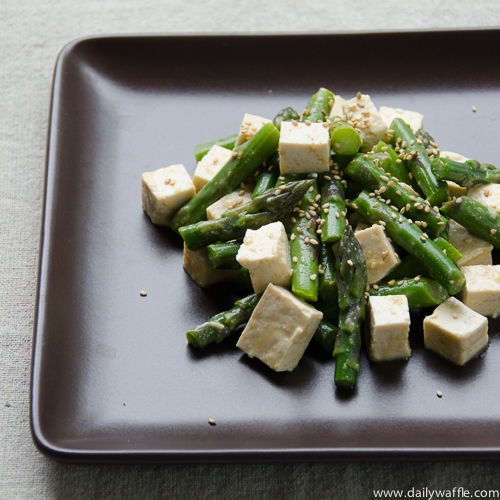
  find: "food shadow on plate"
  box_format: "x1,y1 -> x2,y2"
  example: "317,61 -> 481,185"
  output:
141,213 -> 185,253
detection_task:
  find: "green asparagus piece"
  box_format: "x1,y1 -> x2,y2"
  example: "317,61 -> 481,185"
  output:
330,120 -> 361,156
186,294 -> 260,348
252,152 -> 280,198
273,107 -> 300,131
171,123 -> 280,232
390,118 -> 449,206
440,196 -> 500,249
433,237 -> 462,262
333,224 -> 367,389
301,88 -> 334,123
431,157 -> 500,187
232,267 -> 253,292
313,320 -> 338,352
320,177 -> 346,243
318,241 -> 338,306
290,182 -> 320,302
180,179 -> 314,250
385,254 -> 429,281
194,134 -> 238,162
352,190 -> 466,295
375,141 -> 419,190
415,128 -> 435,150
275,173 -> 304,187
368,277 -> 449,310
344,153 -> 448,238
207,242 -> 241,270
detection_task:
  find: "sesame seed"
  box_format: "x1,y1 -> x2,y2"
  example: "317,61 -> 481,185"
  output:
310,274 -> 317,281
352,203 -> 358,209
340,211 -> 346,217
388,280 -> 396,285
304,237 -> 310,244
437,221 -> 445,226
391,205 -> 399,211
208,418 -> 216,425
238,151 -> 243,158
420,235 -> 426,241
372,284 -> 379,290
328,99 -> 334,108
391,213 -> 397,219
324,175 -> 332,181
373,202 -> 379,207
322,203 -> 330,208
290,234 -> 296,241
334,175 -> 341,180
305,120 -> 311,126
398,280 -> 404,286
140,290 -> 147,297
297,227 -> 302,233
293,256 -> 298,263
491,229 -> 497,234
424,206 -> 430,213
356,91 -> 362,99
370,262 -> 377,269
408,172 -> 413,179
369,192 -> 376,197
380,175 -> 389,182
414,276 -> 421,282
335,212 -> 340,218
310,238 -> 319,245
437,390 -> 443,398
291,217 -> 297,223
239,190 -> 245,196
307,198 -> 314,204
347,259 -> 353,266
329,281 -> 335,286
472,106 -> 477,112
396,159 -> 402,163
456,197 -> 463,204
309,186 -> 314,192
387,181 -> 394,187
323,208 -> 329,214
379,221 -> 386,226
306,221 -> 312,229
274,190 -> 280,196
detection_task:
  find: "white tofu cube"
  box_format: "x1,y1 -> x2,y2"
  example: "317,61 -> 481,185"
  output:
468,184 -> 500,214
329,94 -> 346,120
236,284 -> 323,371
192,145 -> 233,192
236,222 -> 292,294
423,297 -> 488,365
448,220 -> 493,268
440,151 -> 470,163
183,244 -> 236,288
366,295 -> 411,361
235,113 -> 272,147
379,106 -> 424,133
279,122 -> 330,174
343,94 -> 388,152
142,164 -> 196,226
355,225 -> 400,284
206,185 -> 253,220
459,265 -> 500,318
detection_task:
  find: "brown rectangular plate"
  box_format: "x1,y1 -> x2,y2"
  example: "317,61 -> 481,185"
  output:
31,31 -> 500,463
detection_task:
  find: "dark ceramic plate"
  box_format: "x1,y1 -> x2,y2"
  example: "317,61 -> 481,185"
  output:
31,31 -> 500,463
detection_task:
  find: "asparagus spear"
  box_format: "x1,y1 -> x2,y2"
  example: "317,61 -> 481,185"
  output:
385,254 -> 429,280
330,119 -> 361,156
344,153 -> 448,238
180,179 -> 314,250
433,237 -> 463,262
390,118 -> 449,206
374,141 -> 419,189
273,107 -> 300,131
301,88 -> 334,123
194,134 -> 238,162
440,196 -> 500,249
207,242 -> 241,270
333,224 -> 367,389
186,294 -> 260,348
171,123 -> 280,232
252,152 -> 280,198
319,176 -> 346,243
431,157 -> 500,187
313,320 -> 338,352
368,277 -> 449,310
352,190 -> 466,295
289,182 -> 321,302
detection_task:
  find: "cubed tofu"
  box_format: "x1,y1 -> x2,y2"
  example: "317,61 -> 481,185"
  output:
236,222 -> 291,294
459,265 -> 500,318
236,283 -> 323,371
365,295 -> 411,361
468,184 -> 500,214
440,151 -> 470,163
343,94 -> 388,152
192,145 -> 233,192
379,106 -> 424,133
423,297 -> 488,365
183,244 -> 236,288
278,122 -> 330,174
329,94 -> 346,120
235,113 -> 273,147
448,220 -> 493,268
206,185 -> 253,220
355,225 -> 400,284
142,164 -> 196,226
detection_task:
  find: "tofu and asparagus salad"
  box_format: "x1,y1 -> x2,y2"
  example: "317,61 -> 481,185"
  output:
141,88 -> 500,389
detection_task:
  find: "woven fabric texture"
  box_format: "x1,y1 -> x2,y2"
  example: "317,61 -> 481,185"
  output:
2,0 -> 500,498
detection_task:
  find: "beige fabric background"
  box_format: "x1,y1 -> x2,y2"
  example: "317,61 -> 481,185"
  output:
1,0 -> 500,498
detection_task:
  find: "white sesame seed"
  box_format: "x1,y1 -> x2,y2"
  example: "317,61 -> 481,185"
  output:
347,259 -> 353,266
388,280 -> 395,285
140,290 -> 147,297
290,234 -> 296,241
491,229 -> 497,234
293,256 -> 298,262
310,274 -> 317,281
456,197 -> 463,204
